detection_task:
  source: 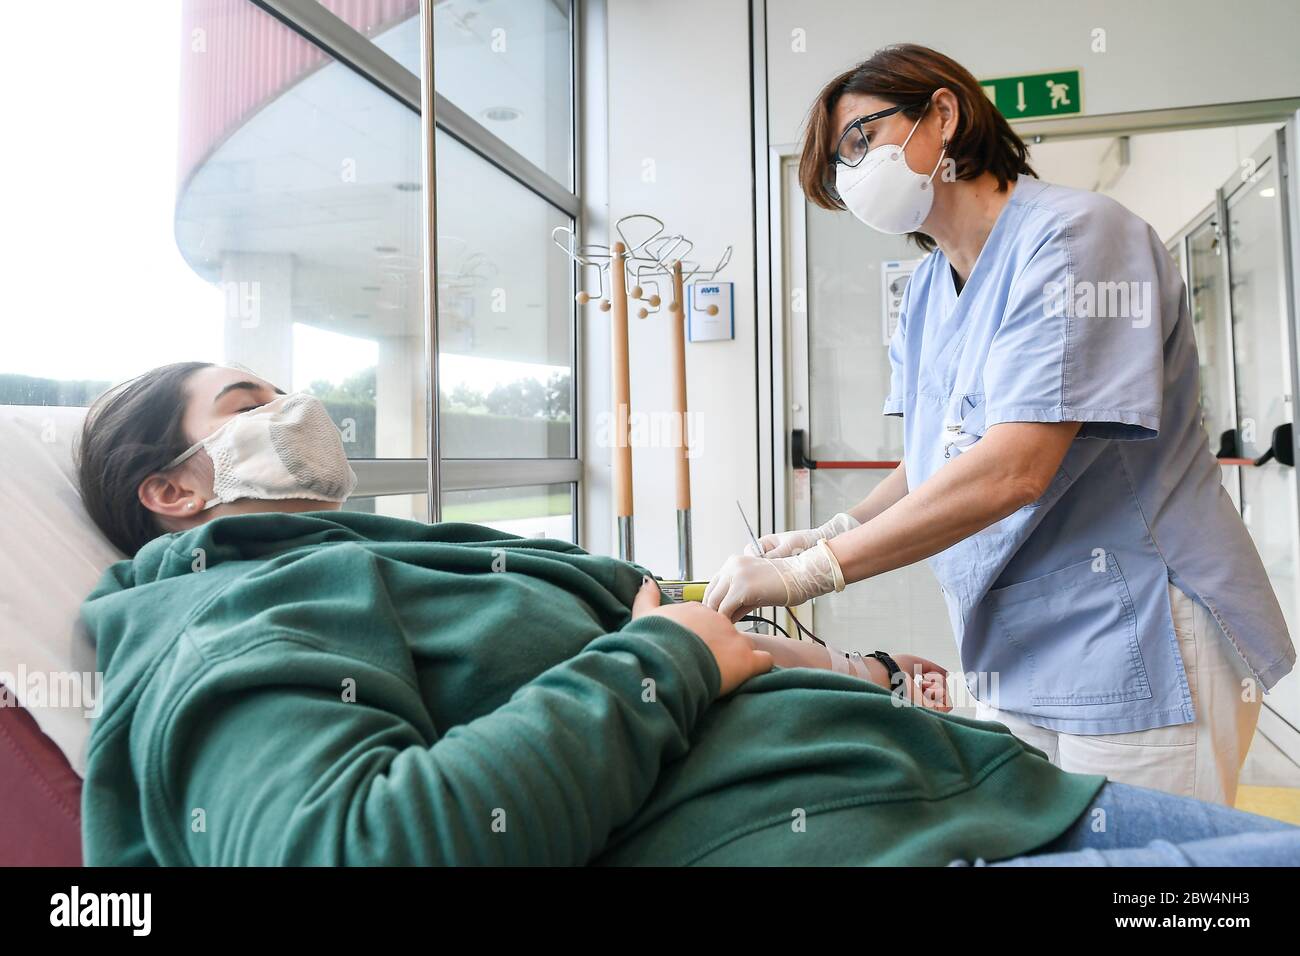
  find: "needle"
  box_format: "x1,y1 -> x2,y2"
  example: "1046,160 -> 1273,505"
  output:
736,500 -> 765,558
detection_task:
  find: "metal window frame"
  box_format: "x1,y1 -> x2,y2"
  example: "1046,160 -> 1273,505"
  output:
352,458 -> 580,493
251,0 -> 583,540
572,0 -> 598,547
253,0 -> 579,216
1005,97 -> 1300,144
750,0 -> 776,542
418,0 -> 443,520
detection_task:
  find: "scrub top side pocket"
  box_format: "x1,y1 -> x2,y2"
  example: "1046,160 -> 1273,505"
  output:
983,553 -> 1153,708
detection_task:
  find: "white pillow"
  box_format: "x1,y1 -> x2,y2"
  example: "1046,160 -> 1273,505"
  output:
0,404 -> 123,776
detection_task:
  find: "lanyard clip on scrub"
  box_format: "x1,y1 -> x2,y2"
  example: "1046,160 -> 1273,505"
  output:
942,393 -> 981,460
942,422 -> 980,459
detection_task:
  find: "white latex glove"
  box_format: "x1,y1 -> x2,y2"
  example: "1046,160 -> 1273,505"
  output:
744,512 -> 860,558
704,540 -> 845,622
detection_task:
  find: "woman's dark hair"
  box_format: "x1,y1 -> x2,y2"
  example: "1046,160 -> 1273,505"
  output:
76,362 -> 213,556
798,43 -> 1037,252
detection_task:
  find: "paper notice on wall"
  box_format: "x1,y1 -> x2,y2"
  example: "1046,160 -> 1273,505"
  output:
881,259 -> 922,346
688,281 -> 735,342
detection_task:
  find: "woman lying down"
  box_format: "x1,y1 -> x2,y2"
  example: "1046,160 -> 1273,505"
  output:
74,362 -> 1300,866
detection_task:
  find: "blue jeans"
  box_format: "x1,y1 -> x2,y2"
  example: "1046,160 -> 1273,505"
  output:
949,782 -> 1300,866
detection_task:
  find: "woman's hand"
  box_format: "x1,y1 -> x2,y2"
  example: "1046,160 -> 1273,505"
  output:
632,578 -> 774,696
702,554 -> 790,621
747,527 -> 822,558
746,512 -> 860,558
888,654 -> 953,712
704,541 -> 845,622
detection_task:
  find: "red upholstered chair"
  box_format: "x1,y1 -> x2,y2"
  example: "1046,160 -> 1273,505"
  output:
0,684 -> 83,866
1,404 -> 118,868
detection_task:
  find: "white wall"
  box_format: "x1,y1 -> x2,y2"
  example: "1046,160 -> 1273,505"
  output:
590,0 -> 757,577
595,0 -> 1300,584
765,0 -> 1300,146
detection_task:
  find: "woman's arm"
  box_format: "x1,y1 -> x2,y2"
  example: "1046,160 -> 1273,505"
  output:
703,422 -> 1079,630
829,420 -> 1080,582
845,461 -> 910,525
155,616 -> 723,866
749,632 -> 881,682
747,633 -> 952,711
746,464 -> 908,559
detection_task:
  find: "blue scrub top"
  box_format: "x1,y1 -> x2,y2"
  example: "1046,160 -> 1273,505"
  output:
886,176 -> 1295,734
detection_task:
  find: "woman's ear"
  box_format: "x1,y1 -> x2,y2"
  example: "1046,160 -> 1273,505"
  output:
932,87 -> 960,144
138,471 -> 206,521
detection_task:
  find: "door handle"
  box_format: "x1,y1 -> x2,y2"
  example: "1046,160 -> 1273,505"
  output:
1253,422 -> 1294,467
791,428 -> 817,469
1216,425 -> 1294,467
1215,427 -> 1240,459
790,429 -> 899,470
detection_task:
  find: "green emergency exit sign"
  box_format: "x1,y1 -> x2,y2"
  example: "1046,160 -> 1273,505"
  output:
980,70 -> 1082,119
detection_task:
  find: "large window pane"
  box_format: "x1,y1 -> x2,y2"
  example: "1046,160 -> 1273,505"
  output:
338,0 -> 573,187
442,484 -> 574,541
315,0 -> 420,43
0,0 -> 427,464
436,132 -> 574,458
178,0 -> 426,460
344,492 -> 428,520
346,485 -> 575,540
435,0 -> 572,187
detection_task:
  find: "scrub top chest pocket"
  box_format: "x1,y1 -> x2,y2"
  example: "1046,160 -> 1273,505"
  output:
984,553 -> 1152,707
942,392 -> 985,459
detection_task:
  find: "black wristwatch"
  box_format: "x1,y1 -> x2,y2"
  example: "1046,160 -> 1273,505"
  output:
866,651 -> 903,692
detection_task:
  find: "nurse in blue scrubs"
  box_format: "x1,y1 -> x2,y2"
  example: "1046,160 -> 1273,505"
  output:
705,43 -> 1294,805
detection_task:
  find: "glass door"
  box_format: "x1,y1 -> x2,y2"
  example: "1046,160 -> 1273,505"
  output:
1221,130 -> 1300,733
1185,212 -> 1244,508
782,159 -> 955,668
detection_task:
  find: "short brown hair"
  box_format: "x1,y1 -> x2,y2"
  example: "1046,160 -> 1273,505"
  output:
76,362 -> 213,555
798,44 -> 1036,251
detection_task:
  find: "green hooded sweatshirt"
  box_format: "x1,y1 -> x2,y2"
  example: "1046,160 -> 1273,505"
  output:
80,511 -> 1104,866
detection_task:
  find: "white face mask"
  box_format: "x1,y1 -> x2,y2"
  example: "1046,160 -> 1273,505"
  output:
166,392 -> 358,511
834,103 -> 947,235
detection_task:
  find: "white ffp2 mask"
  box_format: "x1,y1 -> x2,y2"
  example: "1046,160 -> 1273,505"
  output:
835,105 -> 946,235
165,392 -> 357,511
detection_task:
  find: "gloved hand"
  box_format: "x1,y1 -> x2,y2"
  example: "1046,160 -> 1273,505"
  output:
745,512 -> 860,558
703,540 -> 846,622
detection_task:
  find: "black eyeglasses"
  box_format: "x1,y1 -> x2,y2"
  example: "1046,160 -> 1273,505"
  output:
830,98 -> 931,169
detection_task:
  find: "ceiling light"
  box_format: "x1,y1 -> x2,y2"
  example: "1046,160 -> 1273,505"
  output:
483,106 -> 522,123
